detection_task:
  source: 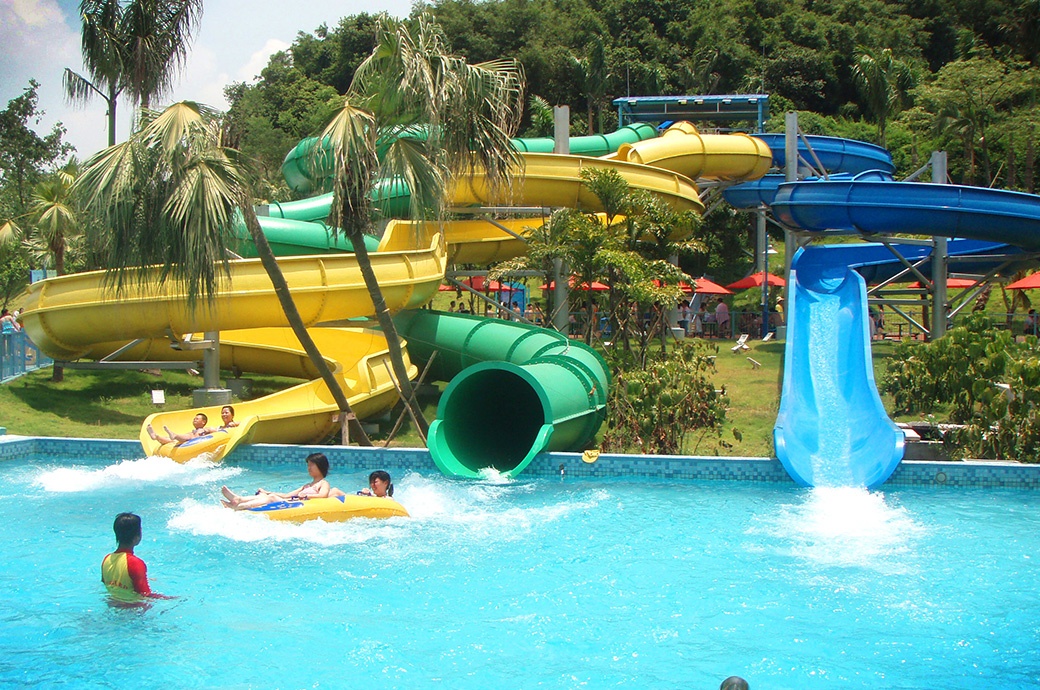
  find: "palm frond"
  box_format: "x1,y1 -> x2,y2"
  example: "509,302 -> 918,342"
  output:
321,102 -> 378,236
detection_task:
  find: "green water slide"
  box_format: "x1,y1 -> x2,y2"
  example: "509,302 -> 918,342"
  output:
395,310 -> 610,479
282,123 -> 660,194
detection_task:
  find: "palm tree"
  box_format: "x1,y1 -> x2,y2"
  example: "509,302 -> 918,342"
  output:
851,46 -> 915,147
322,13 -> 525,439
31,163 -> 80,277
75,101 -> 371,443
64,0 -> 202,145
570,37 -> 608,135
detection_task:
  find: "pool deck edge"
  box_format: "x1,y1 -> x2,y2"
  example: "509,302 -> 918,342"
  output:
2,435 -> 1039,488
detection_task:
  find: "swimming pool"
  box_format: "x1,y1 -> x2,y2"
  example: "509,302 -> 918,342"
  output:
2,453 -> 1038,688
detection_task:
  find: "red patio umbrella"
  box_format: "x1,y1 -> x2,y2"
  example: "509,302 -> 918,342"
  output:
652,279 -> 696,293
453,277 -> 517,292
906,278 -> 978,289
1006,273 -> 1040,290
726,271 -> 785,290
540,278 -> 609,291
691,277 -> 733,295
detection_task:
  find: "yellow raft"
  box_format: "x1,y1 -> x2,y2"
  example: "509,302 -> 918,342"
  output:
250,494 -> 410,523
156,430 -> 231,463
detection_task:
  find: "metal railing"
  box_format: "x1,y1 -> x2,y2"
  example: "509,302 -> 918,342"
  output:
1,330 -> 53,383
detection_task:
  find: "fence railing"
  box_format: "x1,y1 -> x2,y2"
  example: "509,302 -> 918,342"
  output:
1,330 -> 52,383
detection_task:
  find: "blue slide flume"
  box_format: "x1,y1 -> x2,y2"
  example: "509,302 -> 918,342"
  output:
768,167 -> 1040,488
774,246 -> 904,489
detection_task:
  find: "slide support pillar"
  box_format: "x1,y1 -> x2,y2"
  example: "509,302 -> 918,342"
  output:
931,151 -> 949,340
553,106 -> 570,155
757,209 -> 770,339
552,258 -> 570,335
781,111 -> 799,339
193,330 -> 232,407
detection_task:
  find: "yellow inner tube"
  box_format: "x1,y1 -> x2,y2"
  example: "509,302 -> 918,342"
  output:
156,430 -> 230,463
251,494 -> 410,523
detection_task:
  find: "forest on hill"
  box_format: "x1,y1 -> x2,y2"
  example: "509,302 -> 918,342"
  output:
226,0 -> 1040,197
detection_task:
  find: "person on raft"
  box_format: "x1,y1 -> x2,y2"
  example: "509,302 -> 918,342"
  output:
147,413 -> 210,445
331,469 -> 394,499
221,453 -> 331,510
217,405 -> 239,429
101,513 -> 172,602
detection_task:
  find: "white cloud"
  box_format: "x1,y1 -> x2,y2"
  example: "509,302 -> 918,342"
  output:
4,0 -> 64,27
1,0 -> 415,159
239,38 -> 291,83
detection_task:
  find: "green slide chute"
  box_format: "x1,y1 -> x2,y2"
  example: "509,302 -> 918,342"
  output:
395,310 -> 610,479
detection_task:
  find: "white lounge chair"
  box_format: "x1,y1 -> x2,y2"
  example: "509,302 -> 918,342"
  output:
731,333 -> 751,353
762,332 -> 774,342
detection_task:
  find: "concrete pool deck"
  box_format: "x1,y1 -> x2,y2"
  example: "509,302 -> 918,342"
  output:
2,435 -> 1039,489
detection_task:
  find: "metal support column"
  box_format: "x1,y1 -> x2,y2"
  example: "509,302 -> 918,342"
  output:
781,111 -> 799,339
193,330 -> 232,407
931,151 -> 948,340
757,208 -> 769,339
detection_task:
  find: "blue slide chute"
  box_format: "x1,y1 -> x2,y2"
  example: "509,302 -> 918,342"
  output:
774,246 -> 904,489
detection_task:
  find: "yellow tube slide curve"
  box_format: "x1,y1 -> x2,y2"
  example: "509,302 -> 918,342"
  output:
18,129 -> 768,461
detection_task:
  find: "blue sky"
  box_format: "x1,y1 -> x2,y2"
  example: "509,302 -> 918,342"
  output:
0,0 -> 412,158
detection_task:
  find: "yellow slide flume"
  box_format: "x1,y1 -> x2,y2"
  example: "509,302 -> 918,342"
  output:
17,129 -> 767,461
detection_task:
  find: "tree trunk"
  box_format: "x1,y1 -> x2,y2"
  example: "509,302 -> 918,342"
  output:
587,104 -> 594,136
240,202 -> 371,445
1026,137 -> 1035,193
51,249 -> 65,382
107,86 -> 117,147
348,226 -> 430,440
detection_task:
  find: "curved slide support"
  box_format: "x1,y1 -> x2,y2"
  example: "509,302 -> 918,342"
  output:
394,310 -> 609,478
774,247 -> 904,489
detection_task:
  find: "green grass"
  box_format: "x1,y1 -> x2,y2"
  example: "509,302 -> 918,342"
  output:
703,339 -> 786,457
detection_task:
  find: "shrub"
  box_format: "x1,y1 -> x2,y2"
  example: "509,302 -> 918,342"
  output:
601,341 -> 729,455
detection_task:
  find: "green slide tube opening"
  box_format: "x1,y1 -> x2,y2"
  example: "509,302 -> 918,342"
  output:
430,362 -> 555,478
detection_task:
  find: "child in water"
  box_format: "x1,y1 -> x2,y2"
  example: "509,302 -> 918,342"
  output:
331,469 -> 394,499
101,513 -> 171,601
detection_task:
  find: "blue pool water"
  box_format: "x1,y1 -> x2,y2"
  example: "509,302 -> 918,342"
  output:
1,454 -> 1039,689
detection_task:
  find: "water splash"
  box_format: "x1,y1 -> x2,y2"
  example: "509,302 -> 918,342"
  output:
755,487 -> 924,575
167,472 -> 604,549
33,456 -> 242,493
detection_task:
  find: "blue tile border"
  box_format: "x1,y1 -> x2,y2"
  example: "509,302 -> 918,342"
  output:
3,435 -> 1040,488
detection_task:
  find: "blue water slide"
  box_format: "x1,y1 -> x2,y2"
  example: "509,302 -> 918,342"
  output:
723,171 -> 891,209
772,180 -> 1040,250
774,246 -> 905,489
751,134 -> 895,175
771,176 -> 1040,488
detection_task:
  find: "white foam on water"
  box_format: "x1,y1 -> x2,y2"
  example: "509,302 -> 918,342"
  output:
33,456 -> 242,493
754,487 -> 925,575
167,472 -> 603,549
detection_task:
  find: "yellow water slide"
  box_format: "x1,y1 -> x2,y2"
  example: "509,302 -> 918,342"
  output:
18,128 -> 769,460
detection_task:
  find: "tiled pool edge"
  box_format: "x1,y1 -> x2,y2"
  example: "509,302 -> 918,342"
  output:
3,435 -> 1040,488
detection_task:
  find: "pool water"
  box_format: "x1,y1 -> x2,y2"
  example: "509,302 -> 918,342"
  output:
1,454 -> 1039,689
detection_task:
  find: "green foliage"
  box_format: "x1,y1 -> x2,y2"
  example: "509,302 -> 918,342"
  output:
881,316 -> 1040,461
602,341 -> 729,454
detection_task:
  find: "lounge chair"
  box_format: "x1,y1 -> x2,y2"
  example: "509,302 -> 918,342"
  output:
731,333 -> 751,353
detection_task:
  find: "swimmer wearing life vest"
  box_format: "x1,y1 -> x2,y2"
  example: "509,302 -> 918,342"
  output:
101,513 -> 172,602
